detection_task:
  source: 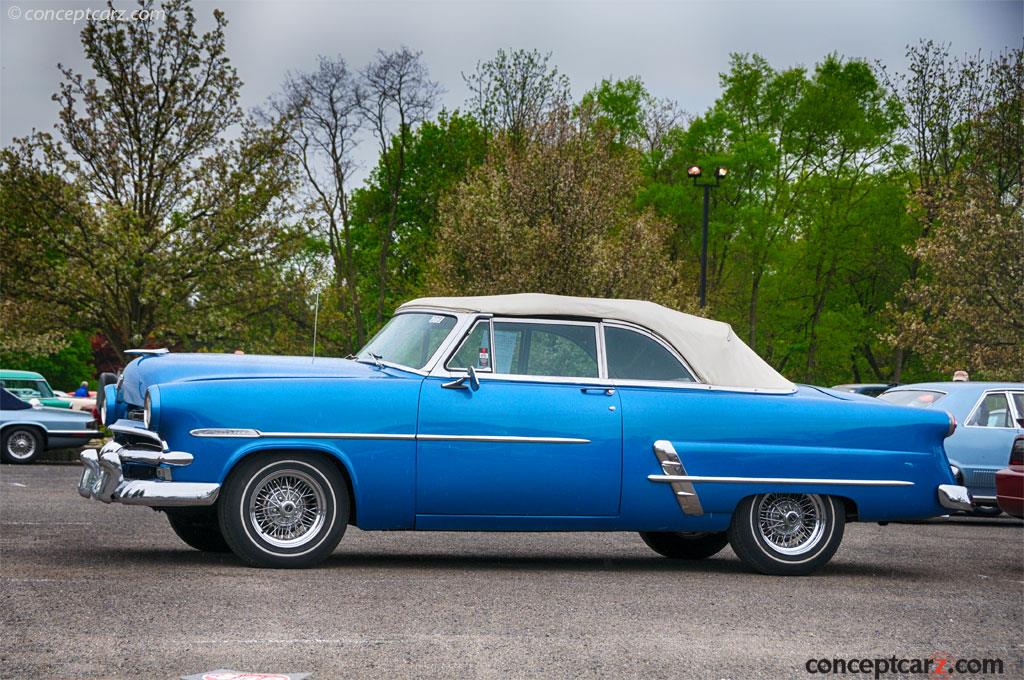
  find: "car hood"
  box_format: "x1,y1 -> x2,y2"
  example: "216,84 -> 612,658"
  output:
121,353 -> 385,406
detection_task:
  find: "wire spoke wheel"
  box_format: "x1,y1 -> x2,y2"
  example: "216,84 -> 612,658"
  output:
755,493 -> 826,556
6,430 -> 39,461
248,469 -> 327,549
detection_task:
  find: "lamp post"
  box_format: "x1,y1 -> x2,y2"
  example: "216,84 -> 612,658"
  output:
687,165 -> 727,308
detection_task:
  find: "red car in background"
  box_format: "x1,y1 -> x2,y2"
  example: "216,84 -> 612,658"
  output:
995,436 -> 1024,518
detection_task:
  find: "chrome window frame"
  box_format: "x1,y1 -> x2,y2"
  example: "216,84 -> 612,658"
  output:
412,307 -> 796,394
428,315 -> 608,385
487,317 -> 606,381
600,320 -> 700,386
964,389 -> 1024,430
1010,392 -> 1024,425
443,318 -> 496,373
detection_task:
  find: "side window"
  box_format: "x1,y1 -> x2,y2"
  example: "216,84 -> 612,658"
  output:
1011,392 -> 1024,426
447,320 -> 493,371
492,321 -> 599,378
967,392 -> 1012,428
605,326 -> 695,382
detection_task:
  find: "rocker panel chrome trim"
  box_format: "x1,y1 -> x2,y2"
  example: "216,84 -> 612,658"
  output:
648,474 -> 914,487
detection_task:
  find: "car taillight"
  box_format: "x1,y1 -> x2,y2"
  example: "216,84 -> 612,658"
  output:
1010,437 -> 1024,466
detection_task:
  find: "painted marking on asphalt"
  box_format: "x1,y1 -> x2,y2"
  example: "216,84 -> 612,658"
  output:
2,578 -> 91,583
2,521 -> 94,525
185,638 -> 399,645
7,482 -> 27,487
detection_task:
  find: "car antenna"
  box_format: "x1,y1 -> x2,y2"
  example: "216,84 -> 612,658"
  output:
311,291 -> 320,362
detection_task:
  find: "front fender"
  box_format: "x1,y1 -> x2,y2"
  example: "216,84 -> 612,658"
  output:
145,376 -> 422,530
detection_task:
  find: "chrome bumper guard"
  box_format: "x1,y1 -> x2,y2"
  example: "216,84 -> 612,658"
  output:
78,440 -> 220,507
937,484 -> 973,512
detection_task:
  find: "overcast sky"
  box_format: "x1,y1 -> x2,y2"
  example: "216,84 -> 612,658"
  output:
2,0 -> 1021,181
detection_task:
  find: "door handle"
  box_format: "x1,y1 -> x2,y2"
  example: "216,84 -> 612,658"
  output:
580,387 -> 615,396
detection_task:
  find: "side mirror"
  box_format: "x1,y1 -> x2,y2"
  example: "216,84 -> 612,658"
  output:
29,398 -> 42,409
442,365 -> 482,391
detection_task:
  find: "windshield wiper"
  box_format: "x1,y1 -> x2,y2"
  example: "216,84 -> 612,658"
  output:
353,352 -> 385,369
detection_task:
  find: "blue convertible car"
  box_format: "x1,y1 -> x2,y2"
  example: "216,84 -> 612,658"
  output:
79,294 -> 971,575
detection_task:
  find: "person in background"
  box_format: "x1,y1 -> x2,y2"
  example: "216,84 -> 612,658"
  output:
952,370 -> 969,382
73,380 -> 90,397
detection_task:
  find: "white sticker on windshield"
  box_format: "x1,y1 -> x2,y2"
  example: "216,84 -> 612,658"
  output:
429,315 -> 445,324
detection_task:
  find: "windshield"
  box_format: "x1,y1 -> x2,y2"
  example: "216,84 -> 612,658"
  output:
0,378 -> 54,399
877,389 -> 946,408
357,313 -> 457,371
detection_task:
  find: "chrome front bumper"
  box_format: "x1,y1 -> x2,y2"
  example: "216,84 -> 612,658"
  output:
937,484 -> 974,512
78,440 -> 220,507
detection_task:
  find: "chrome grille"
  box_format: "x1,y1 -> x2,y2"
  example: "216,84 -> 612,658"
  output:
970,469 -> 996,489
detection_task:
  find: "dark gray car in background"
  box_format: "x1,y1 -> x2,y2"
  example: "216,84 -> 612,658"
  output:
0,388 -> 100,463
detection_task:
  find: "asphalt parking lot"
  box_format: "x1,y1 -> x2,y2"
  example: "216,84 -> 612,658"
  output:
2,463 -> 1022,679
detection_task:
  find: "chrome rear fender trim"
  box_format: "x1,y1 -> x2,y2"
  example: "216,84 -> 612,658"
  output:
648,474 -> 914,487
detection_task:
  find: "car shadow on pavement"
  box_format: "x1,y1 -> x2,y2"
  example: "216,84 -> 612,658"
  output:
320,552 -> 931,579
895,517 -> 1024,528
91,547 -> 929,579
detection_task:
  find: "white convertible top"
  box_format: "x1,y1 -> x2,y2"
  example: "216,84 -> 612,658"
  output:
399,293 -> 794,391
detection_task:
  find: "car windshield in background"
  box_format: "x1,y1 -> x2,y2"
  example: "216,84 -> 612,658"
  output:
357,313 -> 456,370
0,379 -> 53,399
877,389 -> 946,408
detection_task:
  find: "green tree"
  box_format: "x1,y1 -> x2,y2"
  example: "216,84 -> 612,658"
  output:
0,332 -> 97,390
891,46 -> 1024,379
429,104 -> 682,304
463,49 -> 570,145
1,0 -> 307,362
358,47 -> 442,327
270,55 -> 367,348
640,54 -> 912,384
349,110 -> 488,339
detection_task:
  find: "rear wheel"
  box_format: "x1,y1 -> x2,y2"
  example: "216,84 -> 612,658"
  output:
639,531 -> 729,560
166,508 -> 230,552
218,453 -> 348,568
728,493 -> 845,576
2,427 -> 43,464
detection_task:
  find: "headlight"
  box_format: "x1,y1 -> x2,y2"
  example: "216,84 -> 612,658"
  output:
143,386 -> 161,432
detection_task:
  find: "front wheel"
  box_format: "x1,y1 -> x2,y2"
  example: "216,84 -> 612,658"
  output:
639,531 -> 729,560
218,453 -> 348,568
728,493 -> 845,576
